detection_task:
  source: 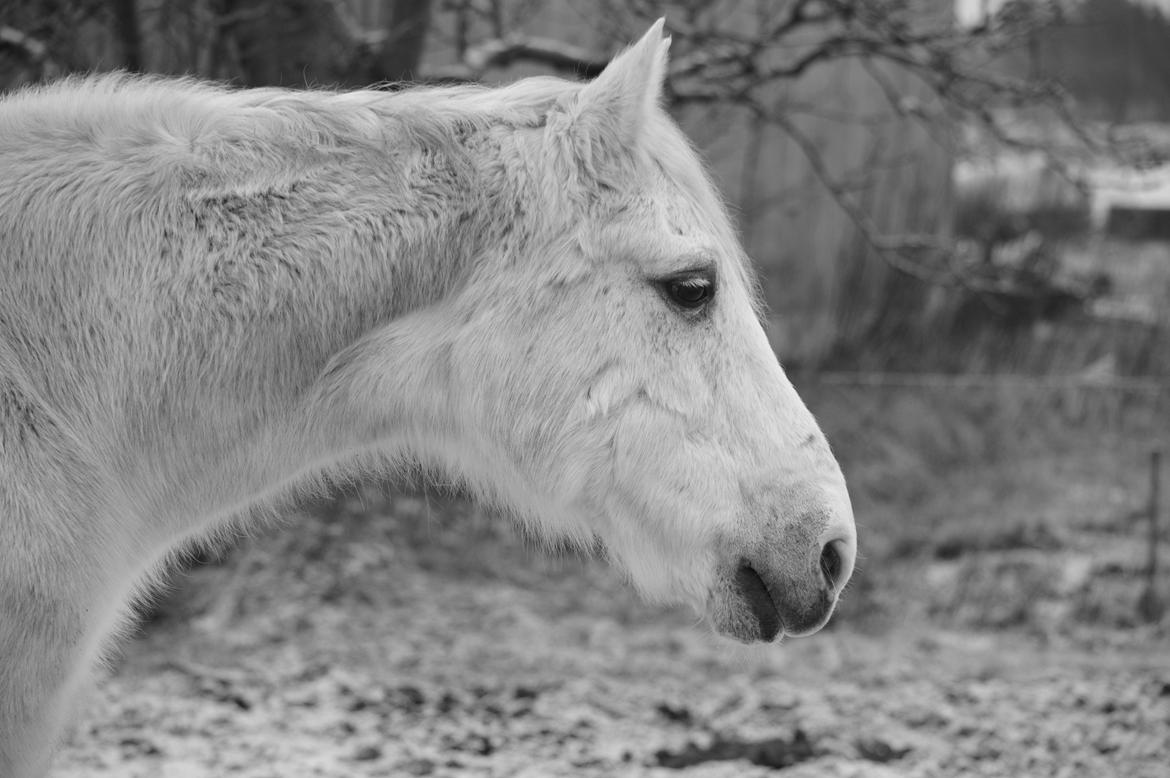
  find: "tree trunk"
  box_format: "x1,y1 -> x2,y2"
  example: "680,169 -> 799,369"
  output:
374,0 -> 433,83
222,0 -> 283,87
110,0 -> 142,72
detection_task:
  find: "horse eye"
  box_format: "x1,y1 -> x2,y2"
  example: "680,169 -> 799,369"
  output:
660,275 -> 715,311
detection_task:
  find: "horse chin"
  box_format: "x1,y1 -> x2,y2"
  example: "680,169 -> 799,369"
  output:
705,560 -> 839,644
705,563 -> 834,644
706,583 -> 786,644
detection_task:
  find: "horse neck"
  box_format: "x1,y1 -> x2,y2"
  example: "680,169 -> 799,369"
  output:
142,121 -> 510,476
8,100 -> 528,521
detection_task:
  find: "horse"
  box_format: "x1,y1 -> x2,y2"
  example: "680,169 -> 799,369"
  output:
0,21 -> 856,776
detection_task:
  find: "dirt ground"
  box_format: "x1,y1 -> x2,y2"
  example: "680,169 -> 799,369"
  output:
52,488 -> 1170,778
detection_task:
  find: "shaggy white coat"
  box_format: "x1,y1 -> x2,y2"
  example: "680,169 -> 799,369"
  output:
0,22 -> 855,776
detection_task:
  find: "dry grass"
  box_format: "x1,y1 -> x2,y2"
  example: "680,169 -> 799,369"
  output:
799,376 -> 1169,633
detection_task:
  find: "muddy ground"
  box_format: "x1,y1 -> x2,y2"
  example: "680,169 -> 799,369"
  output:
54,483 -> 1170,778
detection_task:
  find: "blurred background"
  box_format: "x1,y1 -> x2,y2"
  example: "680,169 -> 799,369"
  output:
4,1 -> 1168,776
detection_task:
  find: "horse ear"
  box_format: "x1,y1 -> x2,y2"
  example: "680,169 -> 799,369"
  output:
572,19 -> 670,146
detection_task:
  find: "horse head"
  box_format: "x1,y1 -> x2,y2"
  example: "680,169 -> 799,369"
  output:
391,22 -> 857,642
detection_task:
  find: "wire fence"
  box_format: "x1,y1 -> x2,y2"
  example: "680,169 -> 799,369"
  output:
803,370 -> 1170,430
796,370 -> 1168,629
814,371 -> 1170,392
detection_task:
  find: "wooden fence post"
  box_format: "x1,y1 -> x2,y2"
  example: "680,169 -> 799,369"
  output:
1138,449 -> 1163,623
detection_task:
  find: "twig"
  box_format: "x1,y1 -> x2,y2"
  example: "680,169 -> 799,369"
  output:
1138,450 -> 1164,623
433,34 -> 610,81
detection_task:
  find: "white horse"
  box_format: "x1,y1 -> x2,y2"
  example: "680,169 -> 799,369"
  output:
0,21 -> 855,776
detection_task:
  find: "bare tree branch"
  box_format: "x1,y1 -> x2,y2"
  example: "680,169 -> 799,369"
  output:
378,0 -> 434,81
429,34 -> 609,81
750,97 -> 960,287
405,1 -> 1108,294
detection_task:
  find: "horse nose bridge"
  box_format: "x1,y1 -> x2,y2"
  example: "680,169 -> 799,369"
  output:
747,385 -> 825,450
764,358 -> 832,435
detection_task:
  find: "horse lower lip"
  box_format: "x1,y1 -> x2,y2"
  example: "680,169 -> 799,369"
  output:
735,563 -> 782,641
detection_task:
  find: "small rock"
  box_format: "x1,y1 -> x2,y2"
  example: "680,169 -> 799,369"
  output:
855,736 -> 912,763
399,758 -> 435,776
514,685 -> 540,700
655,702 -> 694,725
353,745 -> 382,761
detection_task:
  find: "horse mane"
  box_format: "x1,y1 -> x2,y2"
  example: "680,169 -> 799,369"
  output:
0,72 -> 577,165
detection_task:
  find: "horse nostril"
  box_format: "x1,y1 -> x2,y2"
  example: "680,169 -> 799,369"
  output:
820,539 -> 845,590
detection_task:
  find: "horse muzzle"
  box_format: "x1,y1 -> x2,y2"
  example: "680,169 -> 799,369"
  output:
708,515 -> 856,643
